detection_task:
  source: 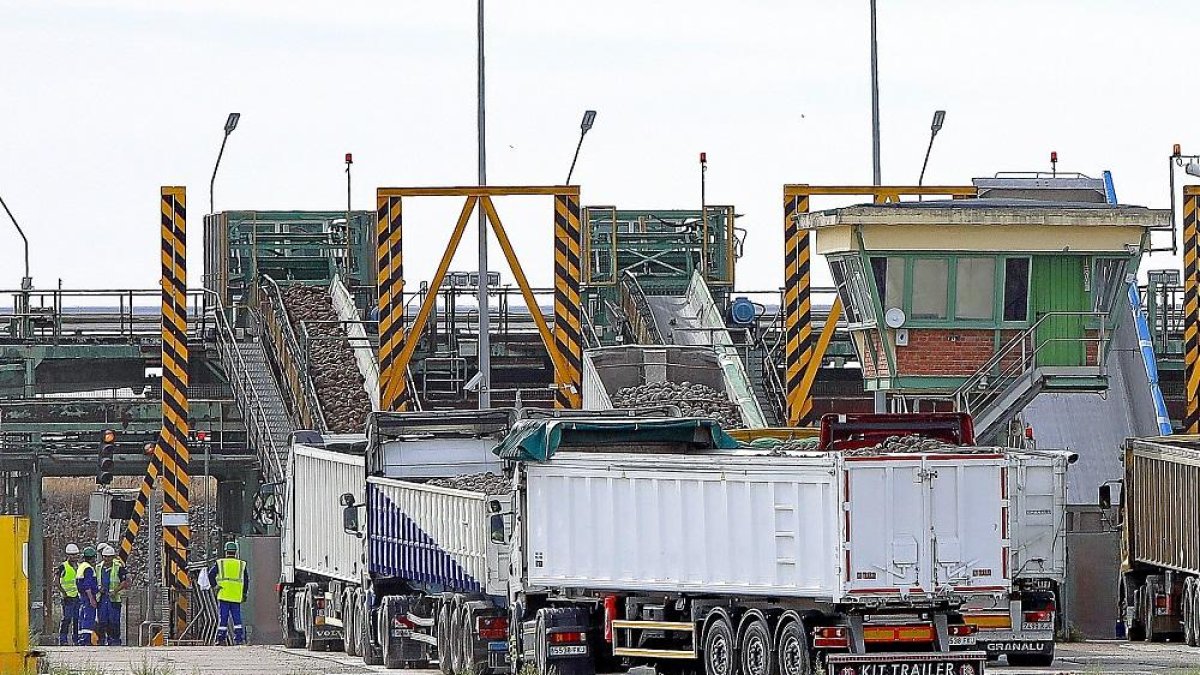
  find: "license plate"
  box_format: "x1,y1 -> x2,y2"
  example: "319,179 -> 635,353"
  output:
1021,622 -> 1053,632
949,635 -> 976,646
390,628 -> 412,638
548,645 -> 587,656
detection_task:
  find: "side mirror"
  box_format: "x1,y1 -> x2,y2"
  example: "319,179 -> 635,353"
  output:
1098,484 -> 1112,510
339,493 -> 356,507
489,514 -> 506,545
258,482 -> 282,497
343,505 -> 361,537
488,500 -> 502,514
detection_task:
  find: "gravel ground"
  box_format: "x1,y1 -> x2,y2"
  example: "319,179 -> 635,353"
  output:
425,472 -> 510,494
281,285 -> 371,434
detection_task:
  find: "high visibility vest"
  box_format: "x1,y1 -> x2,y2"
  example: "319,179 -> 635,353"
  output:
102,560 -> 125,602
76,561 -> 94,595
216,558 -> 246,604
59,562 -> 79,598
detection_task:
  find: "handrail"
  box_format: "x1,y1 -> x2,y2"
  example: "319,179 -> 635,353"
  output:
953,311 -> 1109,417
205,290 -> 286,483
258,276 -> 328,432
618,271 -> 663,344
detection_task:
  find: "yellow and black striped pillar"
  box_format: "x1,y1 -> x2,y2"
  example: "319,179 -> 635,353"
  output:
118,455 -> 160,564
159,186 -> 191,638
376,193 -> 409,411
783,192 -> 813,426
1184,186 -> 1200,433
552,193 -> 583,409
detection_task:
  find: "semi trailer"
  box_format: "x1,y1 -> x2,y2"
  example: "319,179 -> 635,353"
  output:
966,449 -> 1072,666
1107,436 -> 1200,646
281,410 -> 1006,674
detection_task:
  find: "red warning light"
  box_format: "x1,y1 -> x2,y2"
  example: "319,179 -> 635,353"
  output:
699,152 -> 707,164
345,153 -> 353,164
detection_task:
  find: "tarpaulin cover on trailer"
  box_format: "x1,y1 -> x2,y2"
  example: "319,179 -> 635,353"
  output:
493,418 -> 738,461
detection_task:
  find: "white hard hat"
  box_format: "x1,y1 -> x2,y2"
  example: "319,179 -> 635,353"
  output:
100,544 -> 116,556
65,544 -> 80,555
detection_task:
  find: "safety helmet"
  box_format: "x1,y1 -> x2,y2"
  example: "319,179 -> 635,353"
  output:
82,546 -> 97,559
100,544 -> 116,556
65,543 -> 80,555
224,541 -> 238,554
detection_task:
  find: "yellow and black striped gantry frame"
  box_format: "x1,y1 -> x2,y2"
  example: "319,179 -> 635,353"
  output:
375,186 -> 583,411
119,186 -> 192,638
781,184 -> 975,427
1184,186 -> 1200,433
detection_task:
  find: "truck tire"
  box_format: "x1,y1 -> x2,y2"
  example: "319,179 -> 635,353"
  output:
461,605 -> 480,675
451,602 -> 469,675
281,591 -> 305,649
437,601 -> 453,675
1184,578 -> 1198,647
344,592 -> 359,657
382,597 -> 404,669
776,620 -> 811,675
703,615 -> 738,675
1127,585 -> 1146,642
739,618 -> 774,675
303,587 -> 321,652
362,601 -> 383,666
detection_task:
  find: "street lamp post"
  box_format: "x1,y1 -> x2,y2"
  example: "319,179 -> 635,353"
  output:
565,110 -> 597,184
209,113 -> 241,215
917,110 -> 946,201
476,0 -> 492,409
0,193 -> 32,338
870,0 -> 881,186
345,153 -> 354,280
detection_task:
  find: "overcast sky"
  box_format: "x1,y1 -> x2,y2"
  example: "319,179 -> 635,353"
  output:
1,0 -> 1197,298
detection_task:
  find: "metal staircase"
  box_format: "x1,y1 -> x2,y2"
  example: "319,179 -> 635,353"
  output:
953,311 -> 1109,443
211,295 -> 293,483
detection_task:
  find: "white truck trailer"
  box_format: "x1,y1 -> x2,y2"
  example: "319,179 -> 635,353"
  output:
965,450 -> 1073,666
284,411 -> 1003,675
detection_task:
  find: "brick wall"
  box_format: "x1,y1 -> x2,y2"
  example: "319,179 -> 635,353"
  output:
858,330 -> 891,379
896,329 -> 1005,376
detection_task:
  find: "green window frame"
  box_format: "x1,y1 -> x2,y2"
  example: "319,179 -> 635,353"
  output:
867,253 -> 1033,329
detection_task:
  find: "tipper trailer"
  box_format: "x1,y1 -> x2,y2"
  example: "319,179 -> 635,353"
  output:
281,410 -> 1008,674
1107,436 -> 1200,646
808,414 -> 1073,666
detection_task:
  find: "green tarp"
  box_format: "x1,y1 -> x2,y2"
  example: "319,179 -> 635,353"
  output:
493,418 -> 738,462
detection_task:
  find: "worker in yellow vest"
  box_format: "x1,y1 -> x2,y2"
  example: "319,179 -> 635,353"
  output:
209,541 -> 248,645
98,544 -> 129,646
75,546 -> 100,645
55,543 -> 81,645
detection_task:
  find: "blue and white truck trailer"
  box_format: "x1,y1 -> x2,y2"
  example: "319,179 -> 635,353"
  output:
282,411 -> 1005,675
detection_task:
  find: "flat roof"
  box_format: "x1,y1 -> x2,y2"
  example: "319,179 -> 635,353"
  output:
798,199 -> 1170,230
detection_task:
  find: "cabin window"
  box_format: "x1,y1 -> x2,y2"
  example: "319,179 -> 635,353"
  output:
871,256 -> 906,312
1003,258 -> 1030,322
911,258 -> 949,320
955,258 -> 996,320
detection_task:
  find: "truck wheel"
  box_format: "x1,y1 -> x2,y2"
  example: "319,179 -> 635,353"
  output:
739,619 -> 774,675
460,606 -> 480,675
703,615 -> 738,675
382,597 -> 406,670
1127,585 -> 1146,642
437,601 -> 453,675
303,588 -> 321,652
281,591 -> 305,649
344,592 -> 359,657
362,601 -> 383,666
776,621 -> 811,675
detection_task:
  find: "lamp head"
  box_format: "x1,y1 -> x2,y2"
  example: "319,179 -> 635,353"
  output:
931,110 -> 946,134
224,113 -> 241,134
581,110 -> 597,133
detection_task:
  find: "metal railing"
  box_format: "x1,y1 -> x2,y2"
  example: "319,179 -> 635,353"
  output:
258,276 -> 328,432
618,271 -> 663,344
0,287 -> 214,343
208,290 -> 287,483
953,311 -> 1109,419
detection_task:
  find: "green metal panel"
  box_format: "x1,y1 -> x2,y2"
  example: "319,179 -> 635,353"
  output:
1031,256 -> 1087,366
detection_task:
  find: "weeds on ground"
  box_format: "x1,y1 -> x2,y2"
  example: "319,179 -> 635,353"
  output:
1056,622 -> 1086,642
127,657 -> 176,675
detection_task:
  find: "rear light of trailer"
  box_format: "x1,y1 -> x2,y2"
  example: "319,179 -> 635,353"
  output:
1023,610 -> 1053,623
948,624 -> 977,637
812,626 -> 850,649
477,616 -> 508,640
1154,594 -> 1170,615
392,615 -> 414,628
548,631 -> 586,645
603,595 -> 618,643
